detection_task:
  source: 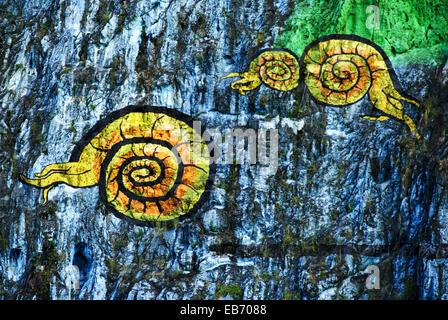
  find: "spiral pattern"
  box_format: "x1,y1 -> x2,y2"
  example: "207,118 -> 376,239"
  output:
223,35 -> 421,138
102,142 -> 181,221
302,39 -> 383,105
254,50 -> 300,91
20,106 -> 211,225
95,111 -> 210,222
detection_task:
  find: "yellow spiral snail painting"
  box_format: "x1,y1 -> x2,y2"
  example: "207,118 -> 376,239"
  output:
223,34 -> 421,139
20,106 -> 213,226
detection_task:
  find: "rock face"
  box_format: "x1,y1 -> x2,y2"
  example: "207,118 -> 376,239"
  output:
0,0 -> 447,300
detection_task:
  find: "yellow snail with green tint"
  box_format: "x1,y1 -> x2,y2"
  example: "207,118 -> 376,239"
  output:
223,35 -> 421,139
20,106 -> 212,226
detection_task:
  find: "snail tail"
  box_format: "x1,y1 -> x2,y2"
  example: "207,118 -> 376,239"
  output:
42,185 -> 54,204
222,72 -> 261,95
20,162 -> 97,203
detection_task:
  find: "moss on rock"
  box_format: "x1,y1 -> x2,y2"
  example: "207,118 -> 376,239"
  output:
276,0 -> 448,65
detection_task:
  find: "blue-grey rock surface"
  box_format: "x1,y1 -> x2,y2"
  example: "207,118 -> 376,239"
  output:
0,0 -> 447,300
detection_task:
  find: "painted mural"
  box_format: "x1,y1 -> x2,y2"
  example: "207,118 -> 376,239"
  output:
20,106 -> 212,225
223,35 -> 421,138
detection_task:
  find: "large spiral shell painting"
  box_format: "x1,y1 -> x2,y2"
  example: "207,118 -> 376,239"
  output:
223,34 -> 421,138
20,106 -> 212,226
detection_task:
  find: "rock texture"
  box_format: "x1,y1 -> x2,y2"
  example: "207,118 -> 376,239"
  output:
0,0 -> 447,300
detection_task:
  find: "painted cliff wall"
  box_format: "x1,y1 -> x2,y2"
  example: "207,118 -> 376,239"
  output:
0,0 -> 447,299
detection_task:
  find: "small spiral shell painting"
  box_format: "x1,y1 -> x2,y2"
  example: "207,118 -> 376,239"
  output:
20,106 -> 212,226
223,34 -> 421,139
222,49 -> 300,93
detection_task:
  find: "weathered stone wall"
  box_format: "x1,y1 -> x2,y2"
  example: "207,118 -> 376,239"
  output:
0,0 -> 447,299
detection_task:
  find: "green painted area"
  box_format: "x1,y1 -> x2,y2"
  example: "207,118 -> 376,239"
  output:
276,0 -> 448,65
